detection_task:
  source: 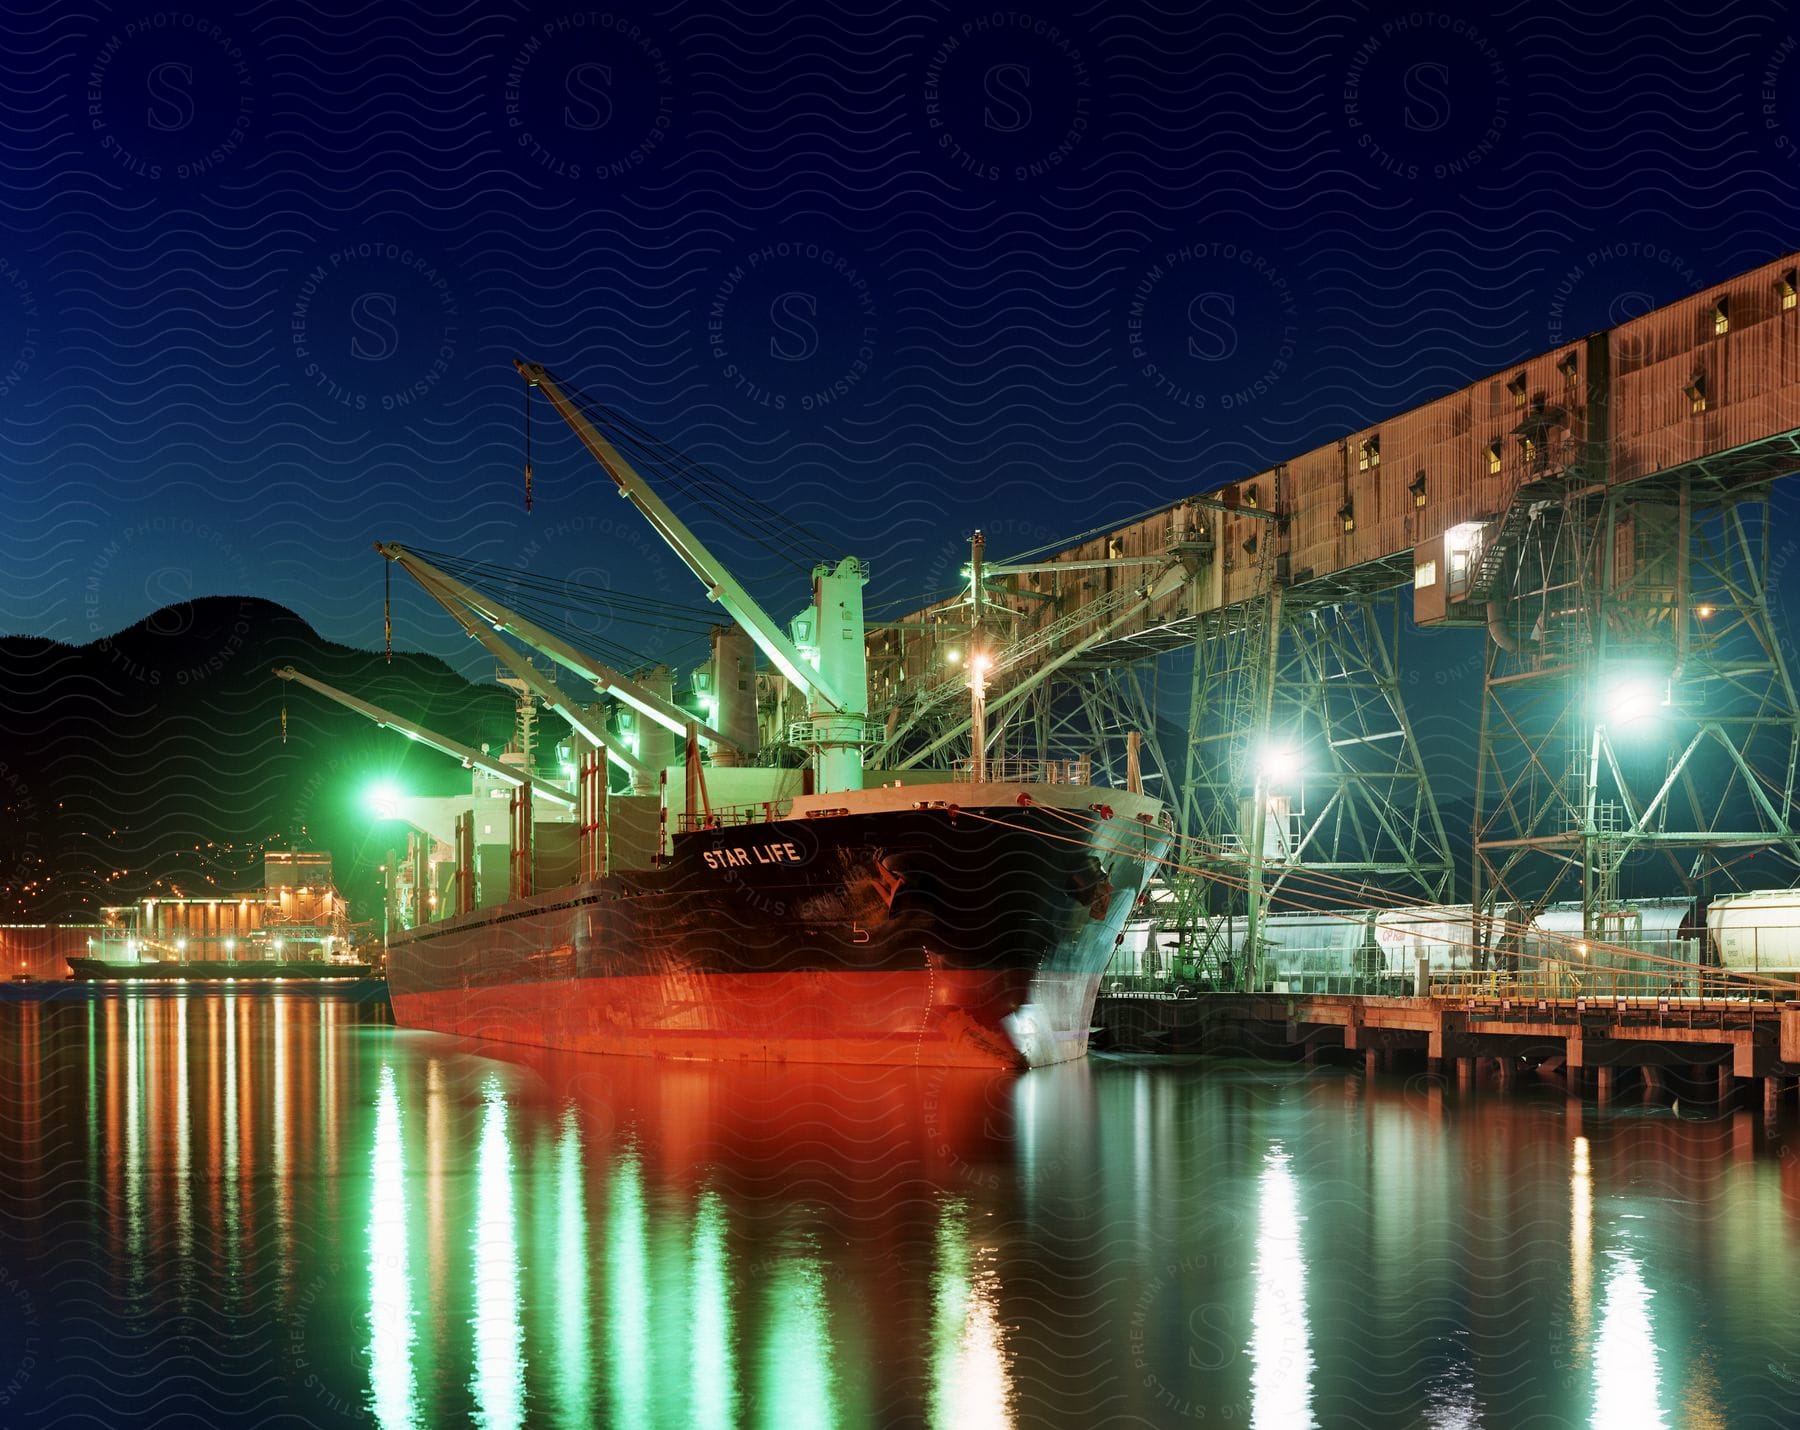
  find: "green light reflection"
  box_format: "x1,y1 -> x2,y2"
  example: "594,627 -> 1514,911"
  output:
368,1062 -> 419,1430
554,1109 -> 591,1426
607,1148 -> 650,1427
690,1189 -> 734,1430
759,1241 -> 837,1430
471,1075 -> 525,1430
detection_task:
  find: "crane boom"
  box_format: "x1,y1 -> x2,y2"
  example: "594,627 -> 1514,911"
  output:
514,361 -> 844,711
396,561 -> 652,783
376,542 -> 732,752
272,664 -> 577,808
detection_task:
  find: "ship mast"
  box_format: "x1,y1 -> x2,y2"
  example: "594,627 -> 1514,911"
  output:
374,543 -> 657,789
516,361 -> 869,793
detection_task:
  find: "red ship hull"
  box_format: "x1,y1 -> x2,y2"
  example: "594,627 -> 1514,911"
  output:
384,788 -> 1170,1070
391,967 -> 1104,1070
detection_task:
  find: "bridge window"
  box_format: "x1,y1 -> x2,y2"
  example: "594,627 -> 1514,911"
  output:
1414,559 -> 1437,590
1410,470 -> 1427,508
1780,271 -> 1797,311
1486,441 -> 1502,476
1507,372 -> 1527,409
1685,375 -> 1707,414
1558,351 -> 1580,385
1711,298 -> 1729,336
1358,436 -> 1380,471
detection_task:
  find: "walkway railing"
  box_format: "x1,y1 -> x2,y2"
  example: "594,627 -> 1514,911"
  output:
952,757 -> 1092,785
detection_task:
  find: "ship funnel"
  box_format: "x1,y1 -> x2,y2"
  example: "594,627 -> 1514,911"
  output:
706,625 -> 759,767
637,665 -> 680,774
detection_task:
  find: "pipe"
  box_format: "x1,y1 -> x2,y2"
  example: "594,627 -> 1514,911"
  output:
1486,598 -> 1522,654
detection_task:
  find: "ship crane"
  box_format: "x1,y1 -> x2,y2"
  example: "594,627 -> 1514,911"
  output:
373,543 -> 662,788
516,360 -> 869,792
272,664 -> 577,808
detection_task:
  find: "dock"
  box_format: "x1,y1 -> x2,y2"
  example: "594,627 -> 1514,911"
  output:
1097,990 -> 1800,1115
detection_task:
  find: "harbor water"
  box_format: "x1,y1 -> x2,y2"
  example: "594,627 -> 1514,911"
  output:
0,985 -> 1797,1427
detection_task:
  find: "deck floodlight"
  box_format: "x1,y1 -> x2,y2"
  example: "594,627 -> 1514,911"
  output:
365,779 -> 404,821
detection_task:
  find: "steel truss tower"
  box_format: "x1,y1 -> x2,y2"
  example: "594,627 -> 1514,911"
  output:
1166,590 -> 1454,982
1473,477 -> 1800,939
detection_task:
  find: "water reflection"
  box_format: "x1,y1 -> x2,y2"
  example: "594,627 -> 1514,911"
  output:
1249,1144 -> 1315,1430
471,1076 -> 524,1430
369,1062 -> 418,1429
689,1189 -> 733,1430
4,991 -> 1800,1426
1594,1253 -> 1663,1428
606,1147 -> 651,1427
555,1110 -> 592,1427
930,1201 -> 1014,1430
1571,1134 -> 1593,1358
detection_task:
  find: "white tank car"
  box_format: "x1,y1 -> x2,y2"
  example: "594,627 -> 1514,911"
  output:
1532,899 -> 1701,994
1258,911 -> 1378,993
1373,904 -> 1495,981
1706,891 -> 1800,985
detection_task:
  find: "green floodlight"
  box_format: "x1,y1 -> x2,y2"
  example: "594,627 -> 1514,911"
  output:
365,779 -> 404,821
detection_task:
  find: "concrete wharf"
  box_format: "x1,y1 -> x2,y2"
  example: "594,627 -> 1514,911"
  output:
1097,991 -> 1800,1117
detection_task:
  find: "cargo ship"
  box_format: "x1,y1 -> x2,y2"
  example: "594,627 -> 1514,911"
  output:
68,957 -> 374,981
64,850 -> 373,981
278,362 -> 1180,1069
383,777 -> 1168,1069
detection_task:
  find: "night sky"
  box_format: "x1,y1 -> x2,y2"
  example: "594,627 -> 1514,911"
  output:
6,0 -> 1800,737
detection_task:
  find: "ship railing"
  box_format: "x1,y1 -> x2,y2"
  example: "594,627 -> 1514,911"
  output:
952,757 -> 1093,786
678,801 -> 790,832
1426,962 -> 1793,1003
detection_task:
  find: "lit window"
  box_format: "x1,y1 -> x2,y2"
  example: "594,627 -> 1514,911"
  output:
1711,298 -> 1729,336
1409,470 -> 1427,508
1780,271 -> 1797,311
1685,375 -> 1707,414
1558,351 -> 1580,385
1338,501 -> 1355,533
1358,436 -> 1380,471
1521,435 -> 1538,465
1507,373 -> 1527,409
1414,560 -> 1438,590
1487,442 -> 1502,476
